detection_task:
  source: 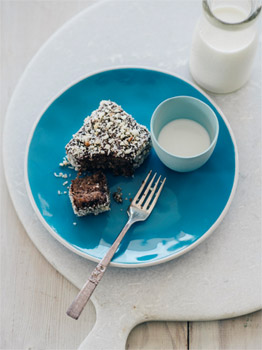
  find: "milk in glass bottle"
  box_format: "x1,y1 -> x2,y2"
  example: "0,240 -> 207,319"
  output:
190,0 -> 261,93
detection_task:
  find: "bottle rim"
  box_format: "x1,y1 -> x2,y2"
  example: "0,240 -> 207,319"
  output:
202,0 -> 261,30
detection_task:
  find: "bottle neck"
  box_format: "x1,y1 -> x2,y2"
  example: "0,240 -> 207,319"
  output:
202,0 -> 261,31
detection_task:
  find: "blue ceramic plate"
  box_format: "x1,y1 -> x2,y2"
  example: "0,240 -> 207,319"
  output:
25,67 -> 238,268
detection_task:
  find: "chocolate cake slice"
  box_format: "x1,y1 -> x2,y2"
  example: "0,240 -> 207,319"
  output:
66,100 -> 151,176
69,172 -> 110,216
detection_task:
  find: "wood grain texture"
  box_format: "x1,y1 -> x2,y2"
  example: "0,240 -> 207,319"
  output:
189,310 -> 262,350
1,1 -> 261,349
126,322 -> 188,350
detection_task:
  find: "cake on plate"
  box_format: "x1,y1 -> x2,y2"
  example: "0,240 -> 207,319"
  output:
69,172 -> 110,216
66,100 -> 151,176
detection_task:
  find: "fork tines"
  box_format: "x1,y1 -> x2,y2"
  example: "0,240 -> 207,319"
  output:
133,171 -> 166,213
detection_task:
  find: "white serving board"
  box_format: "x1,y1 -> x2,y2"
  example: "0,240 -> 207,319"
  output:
3,1 -> 261,349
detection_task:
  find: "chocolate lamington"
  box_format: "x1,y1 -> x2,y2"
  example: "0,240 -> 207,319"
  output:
69,172 -> 110,216
66,100 -> 151,176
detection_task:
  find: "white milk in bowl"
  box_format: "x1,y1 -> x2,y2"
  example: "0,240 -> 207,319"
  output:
190,2 -> 260,93
158,119 -> 211,157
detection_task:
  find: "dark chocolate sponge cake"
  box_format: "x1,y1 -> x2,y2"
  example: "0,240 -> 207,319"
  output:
69,172 -> 110,216
66,100 -> 151,176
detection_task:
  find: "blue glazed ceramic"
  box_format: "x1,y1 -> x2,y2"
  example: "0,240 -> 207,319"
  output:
25,67 -> 238,268
151,96 -> 219,172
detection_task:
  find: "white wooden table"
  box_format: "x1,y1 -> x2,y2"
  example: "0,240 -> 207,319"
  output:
1,1 -> 261,349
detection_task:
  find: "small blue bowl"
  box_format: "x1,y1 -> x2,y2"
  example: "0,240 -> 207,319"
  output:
150,96 -> 219,172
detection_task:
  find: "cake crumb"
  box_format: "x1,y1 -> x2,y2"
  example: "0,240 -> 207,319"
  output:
59,158 -> 70,167
54,172 -> 68,179
112,187 -> 123,203
63,181 -> 68,186
73,222 -> 77,226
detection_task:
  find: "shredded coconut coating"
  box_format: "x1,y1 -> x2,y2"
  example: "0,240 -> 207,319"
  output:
65,100 -> 151,171
69,191 -> 110,216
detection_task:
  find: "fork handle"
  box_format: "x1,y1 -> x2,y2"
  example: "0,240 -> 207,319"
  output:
66,219 -> 133,320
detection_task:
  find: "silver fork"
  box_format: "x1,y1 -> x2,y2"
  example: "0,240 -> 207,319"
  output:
66,170 -> 166,320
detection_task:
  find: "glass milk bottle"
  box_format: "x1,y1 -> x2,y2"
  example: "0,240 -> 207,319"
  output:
189,0 -> 261,93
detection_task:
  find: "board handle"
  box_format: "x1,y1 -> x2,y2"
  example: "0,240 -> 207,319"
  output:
78,307 -> 138,350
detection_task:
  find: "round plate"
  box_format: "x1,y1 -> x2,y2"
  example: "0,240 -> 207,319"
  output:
25,67 -> 238,267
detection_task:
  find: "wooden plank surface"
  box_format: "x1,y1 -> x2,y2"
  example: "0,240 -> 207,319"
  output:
189,311 -> 262,350
1,1 -> 261,349
126,322 -> 188,350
